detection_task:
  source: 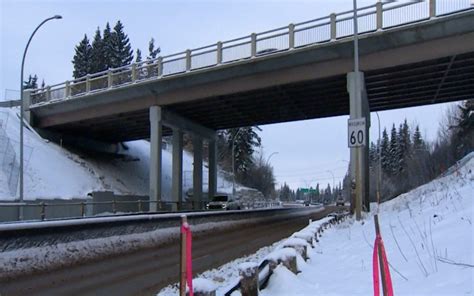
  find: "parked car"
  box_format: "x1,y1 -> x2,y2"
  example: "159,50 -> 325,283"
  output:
336,196 -> 345,207
206,195 -> 242,210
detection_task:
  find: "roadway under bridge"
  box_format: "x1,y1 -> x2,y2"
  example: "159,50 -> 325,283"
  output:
24,3 -> 474,211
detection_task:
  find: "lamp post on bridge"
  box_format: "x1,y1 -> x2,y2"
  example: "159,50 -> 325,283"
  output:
19,15 -> 62,220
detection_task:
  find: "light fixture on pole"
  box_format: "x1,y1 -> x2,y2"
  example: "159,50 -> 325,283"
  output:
266,152 -> 279,165
19,15 -> 62,220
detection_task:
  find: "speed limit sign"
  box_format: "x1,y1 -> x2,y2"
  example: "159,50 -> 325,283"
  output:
348,118 -> 366,147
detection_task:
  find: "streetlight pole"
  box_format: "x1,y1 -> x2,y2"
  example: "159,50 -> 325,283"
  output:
19,15 -> 62,220
375,112 -> 382,205
326,170 -> 335,202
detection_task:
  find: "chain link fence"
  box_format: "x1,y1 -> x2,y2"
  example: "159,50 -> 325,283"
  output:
0,112 -> 33,196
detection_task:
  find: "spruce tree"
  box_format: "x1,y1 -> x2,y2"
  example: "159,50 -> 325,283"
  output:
135,48 -> 142,63
148,38 -> 161,60
24,74 -> 38,89
389,124 -> 399,175
397,124 -> 406,173
381,128 -> 390,174
72,34 -> 92,79
102,22 -> 113,69
90,27 -> 107,74
110,20 -> 133,68
412,125 -> 424,152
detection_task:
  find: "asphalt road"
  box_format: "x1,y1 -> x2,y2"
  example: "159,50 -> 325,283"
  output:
0,206 -> 337,296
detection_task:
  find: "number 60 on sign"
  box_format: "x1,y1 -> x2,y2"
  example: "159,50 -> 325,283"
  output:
348,118 -> 366,147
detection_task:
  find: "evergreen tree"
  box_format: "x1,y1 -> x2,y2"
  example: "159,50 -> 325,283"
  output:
227,127 -> 262,175
24,74 -> 38,89
369,141 -> 378,168
90,27 -> 107,73
453,100 -> 474,157
109,20 -> 133,68
135,48 -> 142,63
397,124 -> 405,173
412,125 -> 424,152
41,79 -> 45,89
389,124 -> 399,175
380,128 -> 390,174
72,34 -> 92,79
102,22 -> 113,69
148,38 -> 161,60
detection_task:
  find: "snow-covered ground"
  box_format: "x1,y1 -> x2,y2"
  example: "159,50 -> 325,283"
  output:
0,108 -> 235,200
161,153 -> 473,295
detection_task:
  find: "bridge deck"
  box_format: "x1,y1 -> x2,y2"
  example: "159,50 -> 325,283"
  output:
29,9 -> 474,142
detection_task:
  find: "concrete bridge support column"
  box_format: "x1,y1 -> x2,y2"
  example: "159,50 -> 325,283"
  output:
208,137 -> 218,200
149,106 -> 163,212
172,128 -> 183,211
193,136 -> 203,209
347,72 -> 371,216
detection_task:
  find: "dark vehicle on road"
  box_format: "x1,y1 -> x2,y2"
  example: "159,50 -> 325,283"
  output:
206,195 -> 242,210
336,196 -> 345,206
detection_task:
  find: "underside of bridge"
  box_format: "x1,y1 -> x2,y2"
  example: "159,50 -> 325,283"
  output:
43,52 -> 473,143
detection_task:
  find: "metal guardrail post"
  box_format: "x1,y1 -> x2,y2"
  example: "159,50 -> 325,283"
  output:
112,199 -> 116,214
40,202 -> 46,221
65,81 -> 71,98
107,69 -> 113,88
217,41 -> 223,64
186,49 -> 192,71
86,74 -> 91,92
376,2 -> 383,30
330,13 -> 337,40
46,86 -> 51,101
250,33 -> 257,57
430,0 -> 436,18
157,57 -> 163,76
138,199 -> 142,212
131,63 -> 137,81
288,23 -> 295,49
81,202 -> 85,217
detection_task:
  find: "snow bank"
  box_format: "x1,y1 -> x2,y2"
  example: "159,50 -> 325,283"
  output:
192,278 -> 217,293
0,216 -> 271,280
0,108 -> 235,200
261,153 -> 474,295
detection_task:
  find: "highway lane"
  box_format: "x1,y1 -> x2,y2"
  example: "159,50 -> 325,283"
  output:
0,206 -> 337,295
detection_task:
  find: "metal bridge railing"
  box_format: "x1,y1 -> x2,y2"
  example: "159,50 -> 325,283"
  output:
29,0 -> 473,105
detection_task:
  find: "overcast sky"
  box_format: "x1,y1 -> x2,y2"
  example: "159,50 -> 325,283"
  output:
0,0 -> 455,190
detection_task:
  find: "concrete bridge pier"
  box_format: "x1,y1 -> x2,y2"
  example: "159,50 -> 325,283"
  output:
150,105 -> 217,212
171,128 -> 183,211
347,72 -> 371,216
149,106 -> 163,212
208,138 -> 217,200
192,135 -> 203,209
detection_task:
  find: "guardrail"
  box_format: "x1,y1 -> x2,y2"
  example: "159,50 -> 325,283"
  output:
29,0 -> 473,105
0,200 -> 282,222
221,212 -> 349,296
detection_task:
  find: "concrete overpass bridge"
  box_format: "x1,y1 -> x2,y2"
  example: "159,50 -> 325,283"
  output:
24,0 -> 474,211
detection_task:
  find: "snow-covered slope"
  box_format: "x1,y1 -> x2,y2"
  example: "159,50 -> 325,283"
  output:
159,153 -> 473,296
262,152 -> 474,295
0,108 -> 233,200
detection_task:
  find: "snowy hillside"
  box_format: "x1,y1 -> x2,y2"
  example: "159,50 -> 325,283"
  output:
160,153 -> 474,295
0,108 -> 234,200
